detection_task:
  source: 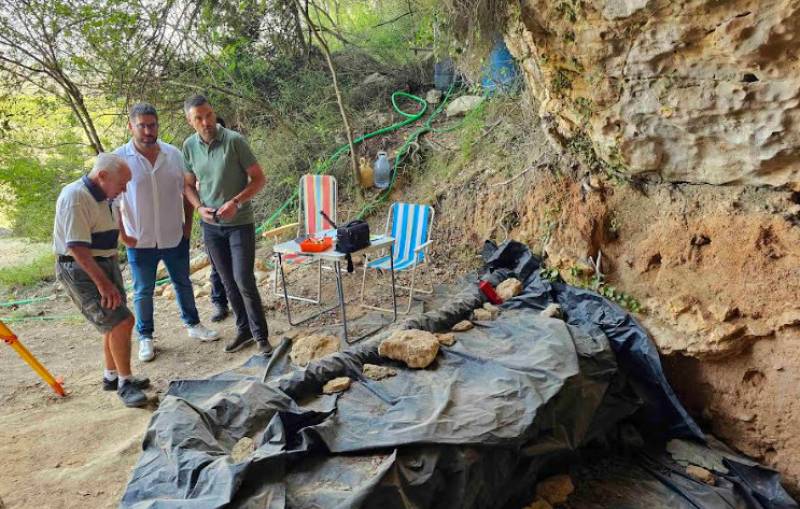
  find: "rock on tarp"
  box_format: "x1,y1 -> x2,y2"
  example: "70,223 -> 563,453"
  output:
120,241 -> 797,509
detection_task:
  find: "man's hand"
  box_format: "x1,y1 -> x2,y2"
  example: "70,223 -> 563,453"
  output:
198,206 -> 216,223
217,200 -> 238,221
120,233 -> 137,248
97,278 -> 123,310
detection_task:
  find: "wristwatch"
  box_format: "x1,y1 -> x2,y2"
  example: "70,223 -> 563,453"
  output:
233,198 -> 243,210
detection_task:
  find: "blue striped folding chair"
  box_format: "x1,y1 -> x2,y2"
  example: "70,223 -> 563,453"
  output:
360,202 -> 435,314
269,174 -> 337,304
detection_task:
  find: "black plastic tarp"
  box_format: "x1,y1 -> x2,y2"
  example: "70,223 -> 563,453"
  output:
121,241 -> 797,509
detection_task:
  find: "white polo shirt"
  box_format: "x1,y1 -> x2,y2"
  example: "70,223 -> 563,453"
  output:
53,176 -> 120,257
114,140 -> 187,249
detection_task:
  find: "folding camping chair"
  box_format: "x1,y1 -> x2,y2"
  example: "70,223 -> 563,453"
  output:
360,202 -> 435,314
267,174 -> 337,304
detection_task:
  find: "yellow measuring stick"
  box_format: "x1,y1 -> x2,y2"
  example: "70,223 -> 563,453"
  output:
0,319 -> 66,397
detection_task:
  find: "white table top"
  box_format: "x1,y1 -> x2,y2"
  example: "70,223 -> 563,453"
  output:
272,231 -> 394,262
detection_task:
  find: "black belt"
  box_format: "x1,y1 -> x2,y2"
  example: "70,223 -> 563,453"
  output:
57,255 -> 112,263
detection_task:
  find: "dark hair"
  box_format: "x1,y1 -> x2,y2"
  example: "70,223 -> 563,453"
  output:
184,94 -> 209,115
217,116 -> 226,128
129,102 -> 158,121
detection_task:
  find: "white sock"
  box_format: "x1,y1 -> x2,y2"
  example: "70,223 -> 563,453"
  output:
118,375 -> 132,387
104,369 -> 118,381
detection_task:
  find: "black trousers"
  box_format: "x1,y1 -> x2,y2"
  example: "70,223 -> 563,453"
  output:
202,222 -> 268,342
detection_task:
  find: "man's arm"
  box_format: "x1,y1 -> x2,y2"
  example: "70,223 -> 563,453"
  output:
183,195 -> 194,239
117,215 -> 137,248
216,163 -> 265,221
183,172 -> 215,223
68,245 -> 122,309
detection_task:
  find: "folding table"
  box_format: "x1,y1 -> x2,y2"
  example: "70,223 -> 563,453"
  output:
272,232 -> 397,343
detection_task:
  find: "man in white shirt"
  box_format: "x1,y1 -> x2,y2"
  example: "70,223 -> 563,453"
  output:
114,103 -> 218,362
53,153 -> 150,407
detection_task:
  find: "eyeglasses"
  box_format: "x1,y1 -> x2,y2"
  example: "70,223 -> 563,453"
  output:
134,122 -> 158,130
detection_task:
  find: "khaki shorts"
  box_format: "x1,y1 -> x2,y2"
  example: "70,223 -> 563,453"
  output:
56,257 -> 132,333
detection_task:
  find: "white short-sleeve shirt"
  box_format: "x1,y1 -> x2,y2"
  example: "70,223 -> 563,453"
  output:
53,176 -> 120,257
114,140 -> 187,249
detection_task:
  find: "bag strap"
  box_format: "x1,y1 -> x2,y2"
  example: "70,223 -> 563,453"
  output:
345,253 -> 354,273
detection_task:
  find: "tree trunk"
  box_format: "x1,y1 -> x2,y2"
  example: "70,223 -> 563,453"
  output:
295,0 -> 362,197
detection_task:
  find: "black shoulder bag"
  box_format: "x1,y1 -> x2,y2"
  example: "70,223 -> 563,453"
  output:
319,211 -> 370,272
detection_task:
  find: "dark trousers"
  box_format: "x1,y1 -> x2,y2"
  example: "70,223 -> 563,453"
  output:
202,222 -> 268,342
208,251 -> 228,309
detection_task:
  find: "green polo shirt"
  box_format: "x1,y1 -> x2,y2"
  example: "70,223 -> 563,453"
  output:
182,125 -> 258,226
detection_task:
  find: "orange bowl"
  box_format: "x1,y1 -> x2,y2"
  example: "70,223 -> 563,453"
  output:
299,236 -> 333,252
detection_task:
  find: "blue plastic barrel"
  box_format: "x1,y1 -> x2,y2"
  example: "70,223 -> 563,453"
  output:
434,58 -> 455,91
481,40 -> 518,94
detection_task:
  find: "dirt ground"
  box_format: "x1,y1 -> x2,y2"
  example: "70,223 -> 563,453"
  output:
0,247 -> 449,509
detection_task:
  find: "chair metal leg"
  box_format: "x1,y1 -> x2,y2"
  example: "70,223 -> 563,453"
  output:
360,253 -> 370,306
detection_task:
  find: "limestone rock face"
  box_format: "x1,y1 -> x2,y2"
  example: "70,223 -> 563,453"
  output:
506,1 -> 800,186
378,329 -> 440,368
290,334 -> 340,367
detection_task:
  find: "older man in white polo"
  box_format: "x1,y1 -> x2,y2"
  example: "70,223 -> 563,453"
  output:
53,153 -> 150,407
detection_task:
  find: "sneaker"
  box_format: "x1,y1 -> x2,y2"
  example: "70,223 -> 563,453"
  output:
138,338 -> 155,362
210,306 -> 229,323
257,341 -> 273,356
187,323 -> 220,342
117,382 -> 148,407
224,331 -> 254,353
103,376 -> 151,391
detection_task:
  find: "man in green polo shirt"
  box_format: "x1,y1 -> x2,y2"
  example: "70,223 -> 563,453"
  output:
182,94 -> 271,354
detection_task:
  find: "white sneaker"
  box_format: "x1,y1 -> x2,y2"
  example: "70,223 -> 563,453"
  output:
186,323 -> 219,342
138,338 -> 155,362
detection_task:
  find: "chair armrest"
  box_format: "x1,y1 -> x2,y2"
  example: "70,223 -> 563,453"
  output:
413,240 -> 433,253
261,222 -> 298,240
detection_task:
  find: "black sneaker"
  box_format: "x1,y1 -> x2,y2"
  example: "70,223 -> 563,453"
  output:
117,382 -> 148,407
224,331 -> 254,353
257,340 -> 273,356
102,376 -> 151,391
210,306 -> 230,323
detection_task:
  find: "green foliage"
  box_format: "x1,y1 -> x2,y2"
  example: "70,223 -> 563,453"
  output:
539,267 -> 560,282
0,253 -> 55,288
458,100 -> 488,161
0,94 -> 120,240
551,69 -> 572,93
540,262 -> 642,313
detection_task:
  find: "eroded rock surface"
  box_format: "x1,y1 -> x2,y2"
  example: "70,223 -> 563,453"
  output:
505,1 -> 800,186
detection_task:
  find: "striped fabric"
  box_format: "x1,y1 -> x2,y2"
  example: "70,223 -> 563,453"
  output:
368,202 -> 432,271
285,174 -> 337,264
300,174 -> 337,235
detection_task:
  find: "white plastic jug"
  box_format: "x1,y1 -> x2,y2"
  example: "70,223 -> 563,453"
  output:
373,151 -> 391,189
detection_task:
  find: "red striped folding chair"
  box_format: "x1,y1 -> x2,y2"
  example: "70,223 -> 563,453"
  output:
272,174 -> 337,304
